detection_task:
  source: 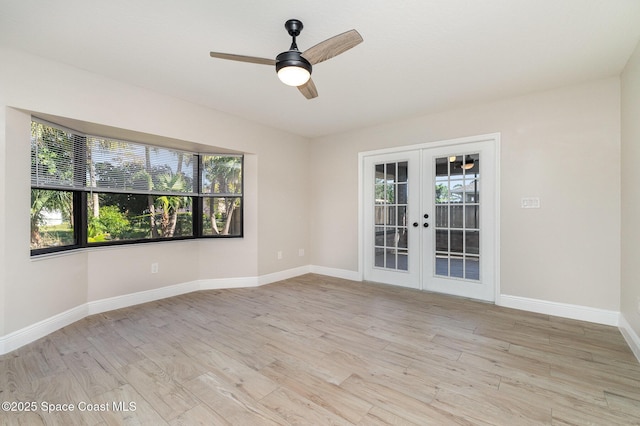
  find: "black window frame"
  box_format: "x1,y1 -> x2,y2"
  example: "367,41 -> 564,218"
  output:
30,119 -> 243,256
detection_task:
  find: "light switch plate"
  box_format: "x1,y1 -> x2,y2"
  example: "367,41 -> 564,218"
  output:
521,197 -> 540,209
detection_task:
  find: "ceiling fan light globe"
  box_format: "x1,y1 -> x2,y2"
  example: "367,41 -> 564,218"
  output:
277,66 -> 311,86
276,50 -> 312,87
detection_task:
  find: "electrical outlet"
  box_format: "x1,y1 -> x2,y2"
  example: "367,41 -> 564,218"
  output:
277,251 -> 283,260
151,262 -> 159,274
299,248 -> 305,257
637,297 -> 640,315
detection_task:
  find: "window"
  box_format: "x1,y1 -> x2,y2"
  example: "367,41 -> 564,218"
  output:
30,119 -> 243,255
200,155 -> 243,237
86,136 -> 197,243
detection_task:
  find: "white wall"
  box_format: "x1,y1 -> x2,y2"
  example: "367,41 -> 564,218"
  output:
310,78 -> 621,311
0,48 -> 310,336
621,40 -> 640,338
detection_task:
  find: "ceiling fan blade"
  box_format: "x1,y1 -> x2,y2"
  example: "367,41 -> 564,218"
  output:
302,29 -> 363,65
298,78 -> 318,99
209,52 -> 276,66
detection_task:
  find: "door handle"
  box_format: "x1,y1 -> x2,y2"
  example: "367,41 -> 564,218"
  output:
413,222 -> 419,227
423,223 -> 429,228
424,213 -> 429,219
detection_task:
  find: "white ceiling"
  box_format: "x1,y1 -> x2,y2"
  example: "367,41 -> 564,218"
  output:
2,0 -> 640,138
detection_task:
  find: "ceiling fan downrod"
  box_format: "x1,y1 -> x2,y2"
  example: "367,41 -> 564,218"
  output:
285,19 -> 304,51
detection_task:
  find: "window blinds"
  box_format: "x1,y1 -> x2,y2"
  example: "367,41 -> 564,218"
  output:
87,137 -> 197,195
31,121 -> 84,189
31,120 -> 198,196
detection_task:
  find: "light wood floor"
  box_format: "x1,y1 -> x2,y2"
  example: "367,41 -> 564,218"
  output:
2,274 -> 640,425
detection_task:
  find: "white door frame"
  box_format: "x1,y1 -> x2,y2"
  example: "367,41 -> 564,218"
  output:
358,133 -> 501,301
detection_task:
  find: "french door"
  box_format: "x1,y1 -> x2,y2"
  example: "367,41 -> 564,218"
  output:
362,137 -> 498,301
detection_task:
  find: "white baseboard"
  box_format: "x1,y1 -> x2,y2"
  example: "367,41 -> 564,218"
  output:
258,266 -> 312,286
200,276 -> 259,290
0,304 -> 88,355
309,265 -> 360,281
619,315 -> 640,363
199,267 -> 314,290
498,294 -> 620,326
87,280 -> 201,315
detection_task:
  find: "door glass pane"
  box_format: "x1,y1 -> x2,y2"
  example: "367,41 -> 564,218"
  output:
432,153 -> 480,281
387,206 -> 396,225
398,206 -> 407,227
436,229 -> 448,251
398,183 -> 407,204
375,247 -> 384,267
436,254 -> 448,276
375,164 -> 385,183
450,205 -> 463,228
435,157 -> 449,204
397,251 -> 408,271
385,248 -> 397,269
466,178 -> 479,202
387,183 -> 395,204
386,163 -> 396,184
466,230 -> 479,255
465,256 -> 480,280
450,230 -> 464,253
450,254 -> 464,278
436,205 -> 448,227
450,178 -> 464,203
398,228 -> 408,249
435,177 -> 449,204
398,161 -> 408,182
465,205 -> 479,229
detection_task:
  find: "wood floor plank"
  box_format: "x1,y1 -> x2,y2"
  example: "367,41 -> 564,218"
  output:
1,274 -> 639,425
135,340 -> 209,383
551,398 -> 640,426
260,386 -> 353,425
406,353 -> 502,394
86,330 -> 144,370
340,373 -> 467,425
260,359 -> 373,424
190,347 -> 279,401
61,348 -> 125,398
116,358 -> 199,422
182,372 -> 286,425
168,403 -> 232,426
497,373 -> 609,409
93,383 -> 169,425
357,406 -> 423,426
431,386 -> 552,425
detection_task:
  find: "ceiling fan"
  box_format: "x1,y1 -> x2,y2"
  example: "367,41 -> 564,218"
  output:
209,19 -> 363,99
